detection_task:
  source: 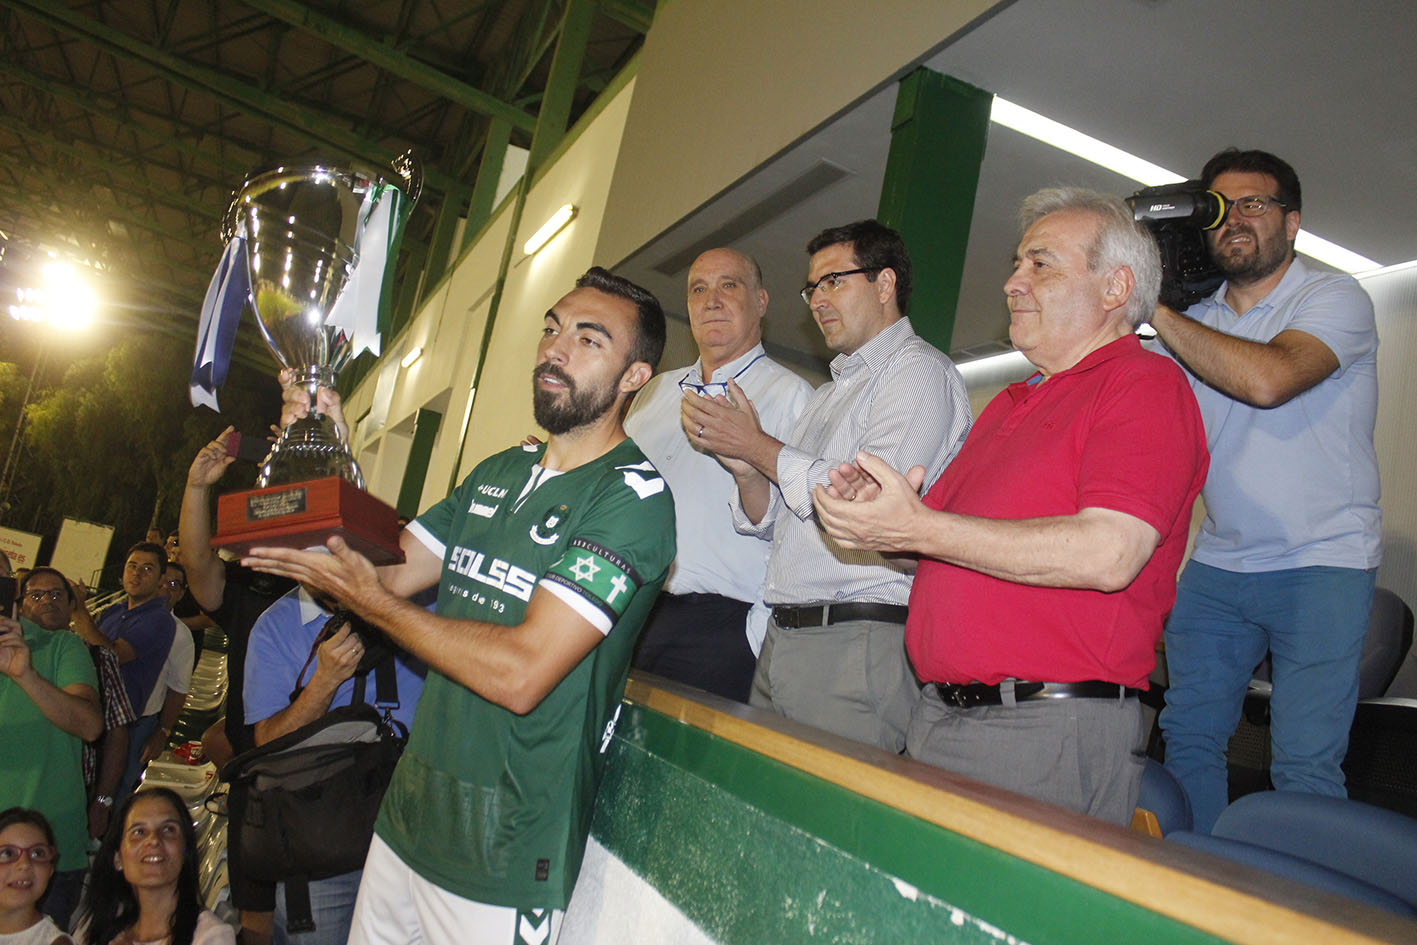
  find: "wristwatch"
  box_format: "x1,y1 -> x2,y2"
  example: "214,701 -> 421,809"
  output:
94,794 -> 114,808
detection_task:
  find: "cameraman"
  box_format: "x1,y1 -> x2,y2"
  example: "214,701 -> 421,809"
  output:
1149,148 -> 1380,834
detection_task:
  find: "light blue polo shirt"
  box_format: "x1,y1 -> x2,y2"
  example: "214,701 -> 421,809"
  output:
1172,259 -> 1381,572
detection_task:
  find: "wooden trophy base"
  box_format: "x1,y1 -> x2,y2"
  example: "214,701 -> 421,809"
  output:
212,476 -> 405,565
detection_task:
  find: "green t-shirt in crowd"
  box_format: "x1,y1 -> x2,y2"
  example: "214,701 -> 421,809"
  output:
0,618 -> 98,867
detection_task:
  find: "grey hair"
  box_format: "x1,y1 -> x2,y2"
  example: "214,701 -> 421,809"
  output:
1018,187 -> 1161,327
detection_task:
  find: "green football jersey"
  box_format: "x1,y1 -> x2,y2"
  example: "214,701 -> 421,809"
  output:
375,438 -> 675,908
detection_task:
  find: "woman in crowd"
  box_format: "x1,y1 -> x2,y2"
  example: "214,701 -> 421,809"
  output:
75,790 -> 232,945
0,808 -> 72,945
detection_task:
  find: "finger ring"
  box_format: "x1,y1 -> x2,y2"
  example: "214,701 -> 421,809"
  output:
697,426 -> 705,438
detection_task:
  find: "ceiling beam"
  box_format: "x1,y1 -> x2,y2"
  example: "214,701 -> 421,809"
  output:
2,157 -> 208,255
528,0 -> 595,170
0,59 -> 261,180
598,0 -> 654,34
0,0 -> 464,195
242,0 -> 538,134
0,117 -> 226,221
0,182 -> 220,302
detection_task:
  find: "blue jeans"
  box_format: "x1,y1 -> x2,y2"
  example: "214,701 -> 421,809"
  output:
275,870 -> 362,945
1160,562 -> 1376,833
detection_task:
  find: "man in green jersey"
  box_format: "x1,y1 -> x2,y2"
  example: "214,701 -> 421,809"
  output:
245,267 -> 675,945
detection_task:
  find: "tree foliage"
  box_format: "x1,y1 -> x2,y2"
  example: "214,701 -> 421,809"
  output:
3,333 -> 279,573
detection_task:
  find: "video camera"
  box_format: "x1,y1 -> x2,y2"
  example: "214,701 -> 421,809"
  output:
1126,181 -> 1228,310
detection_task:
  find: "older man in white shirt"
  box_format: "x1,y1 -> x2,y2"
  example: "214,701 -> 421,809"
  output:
624,248 -> 812,702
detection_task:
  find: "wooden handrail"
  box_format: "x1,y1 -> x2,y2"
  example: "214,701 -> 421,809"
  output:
624,674 -> 1416,945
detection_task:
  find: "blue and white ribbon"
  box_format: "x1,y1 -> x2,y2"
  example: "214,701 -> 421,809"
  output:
189,221 -> 250,411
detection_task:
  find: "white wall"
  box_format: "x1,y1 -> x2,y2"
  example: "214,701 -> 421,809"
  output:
345,80 -> 638,508
1364,261 -> 1417,694
346,1 -> 1013,513
598,0 -> 1000,267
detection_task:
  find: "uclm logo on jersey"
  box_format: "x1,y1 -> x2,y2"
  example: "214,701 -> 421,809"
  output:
447,545 -> 537,601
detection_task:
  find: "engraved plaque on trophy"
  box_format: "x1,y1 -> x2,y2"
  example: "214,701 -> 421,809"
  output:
194,153 -> 422,565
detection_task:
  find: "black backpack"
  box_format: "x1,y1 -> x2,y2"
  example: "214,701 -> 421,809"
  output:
222,620 -> 407,933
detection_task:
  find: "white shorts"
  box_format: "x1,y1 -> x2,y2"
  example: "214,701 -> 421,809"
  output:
349,835 -> 565,945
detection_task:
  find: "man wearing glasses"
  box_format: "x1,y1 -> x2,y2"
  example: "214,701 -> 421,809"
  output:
1,567 -> 102,926
813,190 -> 1207,824
687,220 -> 969,750
623,248 -> 812,702
1150,149 -> 1381,833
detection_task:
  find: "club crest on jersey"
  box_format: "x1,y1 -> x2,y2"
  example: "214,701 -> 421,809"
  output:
530,504 -> 568,546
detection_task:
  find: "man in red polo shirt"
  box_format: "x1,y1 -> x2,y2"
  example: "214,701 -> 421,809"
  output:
815,188 -> 1208,824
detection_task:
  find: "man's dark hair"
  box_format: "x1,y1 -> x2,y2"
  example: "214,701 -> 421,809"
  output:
20,566 -> 75,605
1201,148 -> 1302,212
575,266 -> 667,372
806,220 -> 914,315
126,541 -> 168,571
164,562 -> 187,582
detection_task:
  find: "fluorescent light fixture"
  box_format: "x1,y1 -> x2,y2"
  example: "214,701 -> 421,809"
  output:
523,204 -> 577,255
400,346 -> 423,368
990,98 -> 1184,187
990,97 -> 1381,274
956,349 -> 1031,381
1294,231 -> 1380,274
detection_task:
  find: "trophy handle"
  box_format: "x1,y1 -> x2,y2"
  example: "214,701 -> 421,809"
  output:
392,149 -> 423,204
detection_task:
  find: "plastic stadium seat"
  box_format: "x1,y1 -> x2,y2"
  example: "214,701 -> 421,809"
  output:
1167,790 -> 1417,916
1132,758 -> 1192,837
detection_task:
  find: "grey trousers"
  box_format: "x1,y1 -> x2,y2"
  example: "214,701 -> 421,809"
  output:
907,683 -> 1146,825
750,616 -> 918,752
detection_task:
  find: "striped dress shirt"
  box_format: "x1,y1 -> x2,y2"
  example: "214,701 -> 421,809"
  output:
733,317 -> 972,606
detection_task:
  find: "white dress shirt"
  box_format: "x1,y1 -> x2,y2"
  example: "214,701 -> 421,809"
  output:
625,344 -> 813,652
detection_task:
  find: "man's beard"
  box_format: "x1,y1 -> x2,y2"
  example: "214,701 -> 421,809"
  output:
1211,223 -> 1290,287
531,364 -> 619,435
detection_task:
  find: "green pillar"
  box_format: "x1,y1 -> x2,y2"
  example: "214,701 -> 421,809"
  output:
397,408 -> 443,519
390,240 -> 429,338
876,68 -> 992,355
463,118 -> 513,251
527,0 -> 595,171
420,189 -> 468,300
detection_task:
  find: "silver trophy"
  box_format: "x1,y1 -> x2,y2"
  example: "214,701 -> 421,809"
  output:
221,151 -> 422,489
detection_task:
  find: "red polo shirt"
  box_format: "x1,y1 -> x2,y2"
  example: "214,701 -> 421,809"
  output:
906,335 -> 1208,689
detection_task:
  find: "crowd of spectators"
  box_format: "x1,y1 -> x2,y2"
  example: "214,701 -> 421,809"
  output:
0,146 -> 1396,944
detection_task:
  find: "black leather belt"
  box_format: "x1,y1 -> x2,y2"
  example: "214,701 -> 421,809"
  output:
771,602 -> 909,630
935,680 -> 1140,708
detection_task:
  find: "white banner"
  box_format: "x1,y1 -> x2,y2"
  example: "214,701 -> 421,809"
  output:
51,518 -> 114,587
0,526 -> 43,571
